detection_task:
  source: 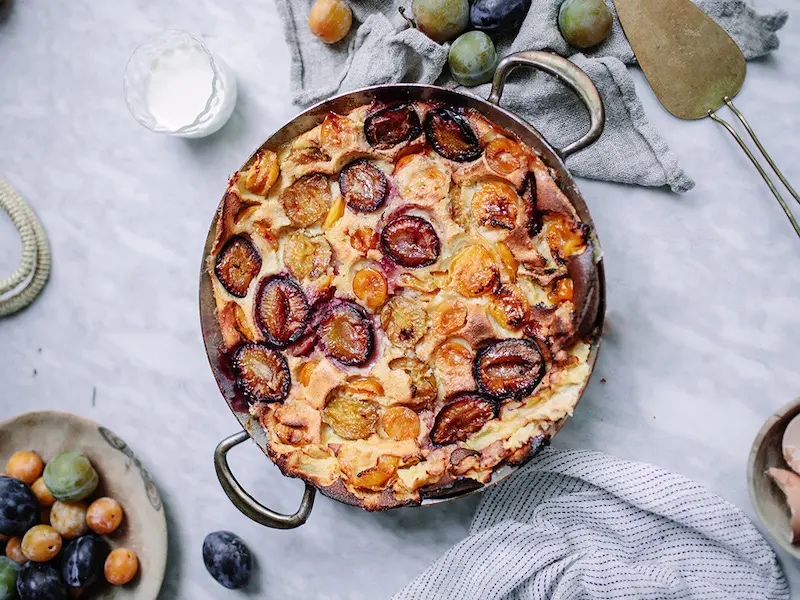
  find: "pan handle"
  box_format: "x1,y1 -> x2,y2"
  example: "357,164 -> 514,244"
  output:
214,430 -> 316,529
487,50 -> 605,159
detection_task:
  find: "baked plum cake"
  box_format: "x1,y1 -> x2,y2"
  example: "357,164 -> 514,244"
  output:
209,100 -> 599,510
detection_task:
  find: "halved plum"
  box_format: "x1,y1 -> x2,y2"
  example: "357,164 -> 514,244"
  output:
474,338 -> 545,400
339,159 -> 388,213
424,108 -> 482,163
233,343 -> 291,404
430,392 -> 497,445
279,173 -> 332,227
214,236 -> 262,298
255,276 -> 310,348
364,104 -> 422,149
318,301 -> 375,366
380,215 -> 440,268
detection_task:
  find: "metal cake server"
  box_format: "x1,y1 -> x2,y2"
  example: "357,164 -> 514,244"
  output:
614,0 -> 800,239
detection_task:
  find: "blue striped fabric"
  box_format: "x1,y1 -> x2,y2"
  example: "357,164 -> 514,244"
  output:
394,449 -> 788,600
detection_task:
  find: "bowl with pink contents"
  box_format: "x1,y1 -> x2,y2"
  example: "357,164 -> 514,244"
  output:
749,398 -> 800,559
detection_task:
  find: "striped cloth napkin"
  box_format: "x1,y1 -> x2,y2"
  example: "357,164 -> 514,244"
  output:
393,448 -> 788,600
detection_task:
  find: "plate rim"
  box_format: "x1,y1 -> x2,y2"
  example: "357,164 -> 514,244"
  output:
0,409 -> 168,599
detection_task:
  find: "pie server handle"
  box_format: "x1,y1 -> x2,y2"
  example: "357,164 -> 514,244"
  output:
487,50 -> 605,159
214,430 -> 316,529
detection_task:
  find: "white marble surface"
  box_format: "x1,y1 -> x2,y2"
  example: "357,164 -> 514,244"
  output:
1,1 -> 799,598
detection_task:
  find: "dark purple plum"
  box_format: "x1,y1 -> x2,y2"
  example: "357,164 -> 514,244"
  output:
471,0 -> 531,34
364,104 -> 421,149
0,476 -> 38,536
430,393 -> 497,445
474,338 -> 545,400
424,108 -> 481,163
318,302 -> 374,366
234,344 -> 291,404
380,215 -> 440,268
203,531 -> 252,590
215,236 -> 262,298
339,160 -> 388,213
62,534 -> 110,589
16,562 -> 67,600
255,275 -> 310,348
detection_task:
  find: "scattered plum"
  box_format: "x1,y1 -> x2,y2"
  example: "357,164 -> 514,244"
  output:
202,531 -> 252,590
411,0 -> 469,43
558,0 -> 613,49
448,31 -> 498,87
471,0 -> 531,34
308,0 -> 353,44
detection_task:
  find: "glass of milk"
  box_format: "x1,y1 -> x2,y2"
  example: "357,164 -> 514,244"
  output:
124,31 -> 237,138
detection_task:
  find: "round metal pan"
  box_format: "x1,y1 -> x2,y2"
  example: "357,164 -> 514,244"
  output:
200,51 -> 607,528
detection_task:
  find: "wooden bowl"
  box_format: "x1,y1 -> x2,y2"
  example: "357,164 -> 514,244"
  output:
0,411 -> 167,598
748,398 -> 800,560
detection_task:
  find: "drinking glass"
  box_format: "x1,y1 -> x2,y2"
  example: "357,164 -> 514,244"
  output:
124,31 -> 237,138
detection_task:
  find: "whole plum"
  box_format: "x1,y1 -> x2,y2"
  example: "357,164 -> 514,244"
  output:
43,452 -> 98,503
202,531 -> 252,590
470,0 -> 531,34
0,557 -> 19,600
449,31 -> 499,86
15,562 -> 67,600
62,534 -> 110,589
411,0 -> 469,43
558,0 -> 613,49
0,476 -> 38,537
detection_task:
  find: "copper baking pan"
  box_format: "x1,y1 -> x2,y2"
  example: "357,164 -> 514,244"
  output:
200,51 -> 607,528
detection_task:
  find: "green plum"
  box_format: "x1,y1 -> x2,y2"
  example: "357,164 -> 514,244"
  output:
43,452 -> 98,503
0,557 -> 19,600
411,0 -> 469,43
448,31 -> 499,86
558,0 -> 613,49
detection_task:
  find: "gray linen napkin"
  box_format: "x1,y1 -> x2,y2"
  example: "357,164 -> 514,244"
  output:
393,448 -> 788,600
274,0 -> 787,193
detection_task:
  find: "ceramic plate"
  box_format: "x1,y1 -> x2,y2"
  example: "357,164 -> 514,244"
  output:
748,398 -> 800,560
0,411 -> 167,599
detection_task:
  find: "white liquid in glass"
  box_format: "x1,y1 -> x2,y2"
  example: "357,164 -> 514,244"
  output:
126,31 -> 238,138
146,43 -> 215,131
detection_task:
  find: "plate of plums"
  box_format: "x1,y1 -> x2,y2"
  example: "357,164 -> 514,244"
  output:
0,411 -> 167,599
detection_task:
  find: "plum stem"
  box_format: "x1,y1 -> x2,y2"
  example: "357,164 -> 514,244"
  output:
398,7 -> 416,29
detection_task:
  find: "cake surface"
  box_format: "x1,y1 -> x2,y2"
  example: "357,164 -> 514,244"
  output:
209,100 -> 598,510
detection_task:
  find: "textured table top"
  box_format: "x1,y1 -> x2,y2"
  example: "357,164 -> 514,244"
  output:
1,1 -> 799,598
